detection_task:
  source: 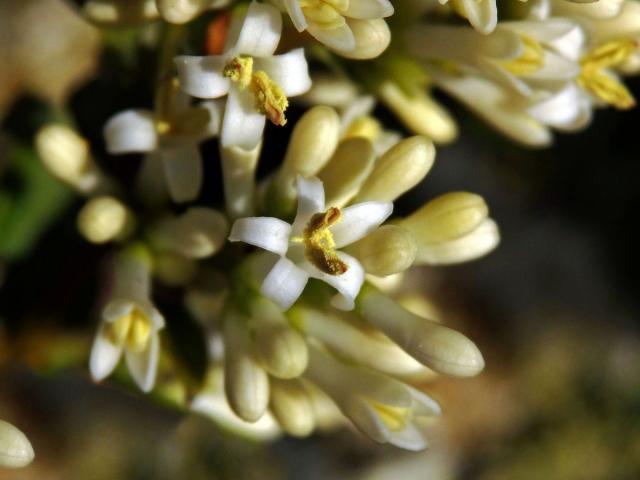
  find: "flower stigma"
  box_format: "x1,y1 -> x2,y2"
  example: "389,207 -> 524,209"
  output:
108,308 -> 152,353
303,207 -> 349,275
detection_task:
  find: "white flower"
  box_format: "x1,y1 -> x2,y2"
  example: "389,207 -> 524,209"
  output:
438,0 -> 498,35
274,0 -> 394,54
103,84 -> 222,203
175,1 -> 312,150
89,246 -> 165,392
229,176 -> 392,310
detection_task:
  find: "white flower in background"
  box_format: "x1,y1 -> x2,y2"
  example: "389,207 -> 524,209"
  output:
89,245 -> 165,392
104,81 -> 222,203
438,0 -> 499,35
272,0 -> 394,55
229,176 -> 392,310
175,1 -> 312,151
0,419 -> 34,469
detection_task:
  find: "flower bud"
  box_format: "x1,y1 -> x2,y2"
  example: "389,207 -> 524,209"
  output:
401,192 -> 489,244
414,218 -> 500,265
554,0 -> 624,19
317,138 -> 376,207
358,287 -> 485,377
83,0 -> 159,26
378,82 -> 458,144
348,225 -> 417,277
224,312 -> 270,422
354,136 -> 435,203
155,0 -> 213,24
77,196 -> 134,244
35,124 -> 103,194
337,19 -> 391,60
301,75 -> 359,108
0,419 -> 34,468
269,379 -> 315,437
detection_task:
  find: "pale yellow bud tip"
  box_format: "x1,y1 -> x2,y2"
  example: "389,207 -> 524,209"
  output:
349,225 -> 417,277
254,324 -> 309,379
77,196 -> 132,244
0,419 -> 35,469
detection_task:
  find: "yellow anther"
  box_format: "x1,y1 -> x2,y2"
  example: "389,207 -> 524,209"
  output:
155,120 -> 172,135
250,71 -> 289,126
344,116 -> 382,142
300,0 -> 347,28
223,56 -> 254,90
108,308 -> 152,353
303,207 -> 348,275
499,35 -> 545,76
369,400 -> 411,432
581,39 -> 638,70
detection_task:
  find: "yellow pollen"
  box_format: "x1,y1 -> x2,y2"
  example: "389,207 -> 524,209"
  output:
369,400 -> 411,432
578,39 -> 637,110
303,207 -> 348,276
344,116 -> 382,142
108,308 -> 152,353
499,35 -> 545,76
223,56 -> 254,90
249,71 -> 289,126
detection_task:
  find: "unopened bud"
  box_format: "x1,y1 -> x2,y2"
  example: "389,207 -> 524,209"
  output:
155,0 -> 218,24
317,138 -> 375,207
77,196 -> 133,244
401,192 -> 489,244
0,419 -> 34,468
348,225 -> 417,277
269,379 -> 315,437
378,81 -> 458,144
83,0 -> 159,26
354,136 -> 435,203
336,19 -> 391,60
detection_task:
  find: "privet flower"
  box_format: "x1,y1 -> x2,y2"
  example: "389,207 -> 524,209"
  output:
89,245 -> 165,392
175,1 -> 312,150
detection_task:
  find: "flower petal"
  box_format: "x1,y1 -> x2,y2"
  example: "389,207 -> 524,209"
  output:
221,87 -> 266,150
175,55 -> 230,99
89,323 -> 124,382
302,253 -> 364,311
331,201 -> 393,248
458,0 -> 497,34
159,143 -> 203,203
104,109 -> 158,154
261,257 -> 309,310
284,0 -> 307,31
229,1 -> 282,57
228,217 -> 292,255
386,421 -> 429,451
125,331 -> 160,393
196,100 -> 224,139
254,48 -> 311,97
343,0 -> 394,19
291,176 -> 325,235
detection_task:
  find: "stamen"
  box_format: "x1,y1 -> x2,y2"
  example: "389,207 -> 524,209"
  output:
107,308 -> 152,352
499,35 -> 544,76
223,56 -> 254,90
303,207 -> 349,275
250,71 -> 289,126
369,400 -> 411,432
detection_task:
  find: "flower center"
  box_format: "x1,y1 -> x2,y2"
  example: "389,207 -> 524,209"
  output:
108,307 -> 152,353
369,400 -> 412,432
578,39 -> 637,110
223,56 -> 289,126
300,0 -> 348,29
498,34 -> 544,76
303,207 -> 349,276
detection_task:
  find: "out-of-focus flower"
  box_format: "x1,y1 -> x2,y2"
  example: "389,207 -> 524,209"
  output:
89,245 -> 165,392
77,196 -> 135,245
175,1 -> 312,150
103,81 -> 222,203
0,419 -> 34,469
82,0 -> 230,25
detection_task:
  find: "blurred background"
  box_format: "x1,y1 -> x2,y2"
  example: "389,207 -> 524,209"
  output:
2,0 -> 640,478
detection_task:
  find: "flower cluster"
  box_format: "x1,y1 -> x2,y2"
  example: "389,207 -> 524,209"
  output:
23,0 -> 637,453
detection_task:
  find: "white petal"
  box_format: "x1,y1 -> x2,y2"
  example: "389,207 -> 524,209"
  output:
302,253 -> 364,311
261,257 -> 309,310
284,0 -> 307,31
159,143 -> 202,203
307,22 -> 356,53
331,201 -> 393,248
175,55 -> 230,99
229,1 -> 282,57
387,422 -> 429,451
254,49 -> 312,97
291,176 -> 325,235
459,0 -> 497,34
104,109 -> 158,154
89,323 -> 124,382
343,0 -> 394,19
125,331 -> 160,392
228,217 -> 292,255
221,87 -> 266,150
102,299 -> 135,323
528,84 -> 586,128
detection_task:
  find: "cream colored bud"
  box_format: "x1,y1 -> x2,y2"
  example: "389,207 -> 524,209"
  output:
317,138 -> 376,207
77,196 -> 133,244
224,314 -> 270,422
269,379 -> 315,438
589,0 -> 640,45
414,218 -> 500,265
336,19 -> 391,60
359,287 -> 485,377
301,75 -> 359,108
0,419 -> 34,468
348,225 -> 417,277
35,124 -> 102,193
83,0 -> 159,26
401,192 -> 489,244
155,207 -> 228,259
303,381 -> 344,431
378,82 -> 458,144
554,0 -> 624,19
155,0 -> 206,24
153,251 -> 196,286
354,136 -> 435,203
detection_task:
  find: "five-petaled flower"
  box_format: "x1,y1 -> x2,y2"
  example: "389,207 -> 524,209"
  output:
229,176 -> 392,310
175,1 -> 312,151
